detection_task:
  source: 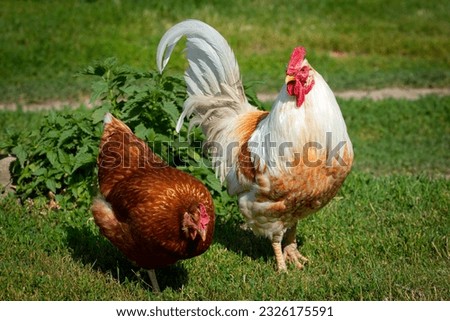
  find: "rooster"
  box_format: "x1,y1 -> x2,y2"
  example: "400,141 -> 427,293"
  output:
156,20 -> 353,271
91,113 -> 215,291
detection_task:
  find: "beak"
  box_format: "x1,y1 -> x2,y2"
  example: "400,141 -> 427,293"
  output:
199,229 -> 207,242
285,75 -> 295,84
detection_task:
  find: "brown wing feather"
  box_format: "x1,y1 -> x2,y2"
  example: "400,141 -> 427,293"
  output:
97,116 -> 166,197
235,111 -> 269,181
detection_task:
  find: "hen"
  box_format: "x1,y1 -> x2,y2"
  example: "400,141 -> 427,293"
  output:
157,20 -> 353,271
91,113 -> 215,291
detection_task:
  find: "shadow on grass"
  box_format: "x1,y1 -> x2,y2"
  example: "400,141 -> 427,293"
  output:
213,219 -> 307,264
64,225 -> 188,292
213,219 -> 271,262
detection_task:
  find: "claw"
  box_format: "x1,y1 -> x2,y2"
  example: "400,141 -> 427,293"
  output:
283,243 -> 308,269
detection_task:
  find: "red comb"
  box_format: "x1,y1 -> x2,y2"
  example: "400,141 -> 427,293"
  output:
287,47 -> 307,75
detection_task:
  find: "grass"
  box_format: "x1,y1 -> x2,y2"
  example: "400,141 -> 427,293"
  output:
1,96 -> 449,300
1,0 -> 448,301
345,95 -> 450,177
1,0 -> 449,103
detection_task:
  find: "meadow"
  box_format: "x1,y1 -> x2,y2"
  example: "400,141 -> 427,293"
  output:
1,0 -> 449,102
0,0 -> 449,301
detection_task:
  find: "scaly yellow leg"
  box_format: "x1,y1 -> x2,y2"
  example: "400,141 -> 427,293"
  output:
272,233 -> 287,271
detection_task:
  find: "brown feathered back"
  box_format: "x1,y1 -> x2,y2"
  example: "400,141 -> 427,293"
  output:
97,115 -> 166,197
92,113 -> 215,270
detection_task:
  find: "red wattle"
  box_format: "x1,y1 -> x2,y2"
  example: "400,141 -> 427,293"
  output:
286,48 -> 315,107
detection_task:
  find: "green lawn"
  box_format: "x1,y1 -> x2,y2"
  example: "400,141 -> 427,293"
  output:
1,0 -> 449,103
1,0 -> 448,301
1,96 -> 448,300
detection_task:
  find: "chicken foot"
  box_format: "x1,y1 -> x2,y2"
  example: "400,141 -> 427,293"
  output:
147,269 -> 161,293
272,225 -> 309,271
283,225 -> 308,269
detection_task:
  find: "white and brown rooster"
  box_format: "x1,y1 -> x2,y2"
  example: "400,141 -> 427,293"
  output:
157,19 -> 353,271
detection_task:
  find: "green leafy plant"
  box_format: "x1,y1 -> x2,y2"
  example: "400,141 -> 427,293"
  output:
10,58 -> 241,220
10,107 -> 101,209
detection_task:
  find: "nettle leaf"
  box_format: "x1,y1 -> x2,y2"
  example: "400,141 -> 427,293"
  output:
46,150 -> 58,167
206,173 -> 222,193
72,150 -> 95,174
187,148 -> 202,162
155,133 -> 171,142
58,149 -> 71,166
49,171 -> 64,181
92,105 -> 110,124
55,114 -> 69,127
163,101 -> 180,125
77,120 -> 95,136
32,167 -> 47,177
90,80 -> 109,102
146,127 -> 156,142
122,84 -> 140,96
46,111 -> 57,124
57,128 -> 76,147
45,129 -> 60,139
134,123 -> 149,140
45,179 -> 57,193
12,145 -> 27,167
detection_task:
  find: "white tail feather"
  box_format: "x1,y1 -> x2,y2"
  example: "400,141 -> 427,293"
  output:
156,19 -> 255,133
157,19 -> 241,91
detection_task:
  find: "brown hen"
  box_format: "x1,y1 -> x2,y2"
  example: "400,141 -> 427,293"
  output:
91,113 -> 215,291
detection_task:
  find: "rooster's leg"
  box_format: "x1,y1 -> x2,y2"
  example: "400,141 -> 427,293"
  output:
147,269 -> 161,293
272,233 -> 287,271
283,224 -> 308,269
